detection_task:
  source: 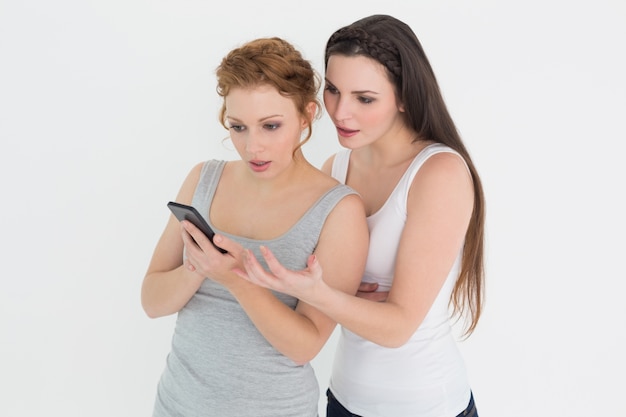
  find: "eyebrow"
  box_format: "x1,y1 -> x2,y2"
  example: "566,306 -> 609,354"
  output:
260,114 -> 283,121
325,78 -> 379,95
352,90 -> 379,95
227,114 -> 284,123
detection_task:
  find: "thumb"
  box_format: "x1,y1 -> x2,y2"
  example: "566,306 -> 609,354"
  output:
306,254 -> 323,276
306,254 -> 317,269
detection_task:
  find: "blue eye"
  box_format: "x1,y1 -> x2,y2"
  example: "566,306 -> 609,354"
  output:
264,123 -> 280,130
229,124 -> 245,132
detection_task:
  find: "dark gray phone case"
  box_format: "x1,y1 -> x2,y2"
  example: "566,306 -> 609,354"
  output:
167,201 -> 227,253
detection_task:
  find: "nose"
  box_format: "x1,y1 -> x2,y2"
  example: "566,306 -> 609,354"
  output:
245,130 -> 264,154
327,95 -> 352,124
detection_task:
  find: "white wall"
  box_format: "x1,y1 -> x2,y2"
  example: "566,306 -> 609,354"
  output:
1,1 -> 624,416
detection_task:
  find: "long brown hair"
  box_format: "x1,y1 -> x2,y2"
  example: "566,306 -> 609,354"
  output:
326,15 -> 486,336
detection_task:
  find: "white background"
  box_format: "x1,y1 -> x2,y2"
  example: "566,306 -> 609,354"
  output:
1,1 -> 625,416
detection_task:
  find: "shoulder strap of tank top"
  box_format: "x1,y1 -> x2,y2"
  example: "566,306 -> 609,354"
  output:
330,150 -> 352,184
400,144 -> 467,200
191,160 -> 225,215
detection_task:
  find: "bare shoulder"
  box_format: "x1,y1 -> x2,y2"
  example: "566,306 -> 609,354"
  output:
188,161 -> 205,177
331,191 -> 366,217
175,161 -> 206,204
421,151 -> 470,176
412,151 -> 473,191
321,184 -> 367,241
408,150 -> 474,216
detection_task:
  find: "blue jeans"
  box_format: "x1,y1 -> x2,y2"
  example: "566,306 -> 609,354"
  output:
326,389 -> 478,417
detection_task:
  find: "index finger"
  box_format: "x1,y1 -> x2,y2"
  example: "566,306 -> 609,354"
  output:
181,220 -> 212,250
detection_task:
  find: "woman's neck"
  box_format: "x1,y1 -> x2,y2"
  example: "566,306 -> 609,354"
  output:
241,151 -> 312,195
356,128 -> 428,171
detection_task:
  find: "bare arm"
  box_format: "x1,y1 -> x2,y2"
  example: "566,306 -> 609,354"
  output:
141,163 -> 209,318
240,153 -> 473,347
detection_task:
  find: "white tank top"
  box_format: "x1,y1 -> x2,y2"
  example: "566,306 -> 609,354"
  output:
329,144 -> 472,417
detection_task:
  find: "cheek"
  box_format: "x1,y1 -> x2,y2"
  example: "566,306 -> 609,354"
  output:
230,137 -> 246,154
355,109 -> 399,141
361,107 -> 389,128
323,92 -> 337,113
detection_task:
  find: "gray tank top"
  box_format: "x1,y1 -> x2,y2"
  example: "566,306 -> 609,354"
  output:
153,160 -> 357,417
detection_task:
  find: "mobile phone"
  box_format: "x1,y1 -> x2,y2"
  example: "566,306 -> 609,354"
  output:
167,201 -> 227,253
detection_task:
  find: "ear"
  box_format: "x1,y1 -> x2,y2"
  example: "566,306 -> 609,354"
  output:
302,101 -> 318,128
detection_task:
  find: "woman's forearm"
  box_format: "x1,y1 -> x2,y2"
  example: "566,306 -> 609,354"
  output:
141,266 -> 205,318
305,283 -> 416,348
229,281 -> 331,365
